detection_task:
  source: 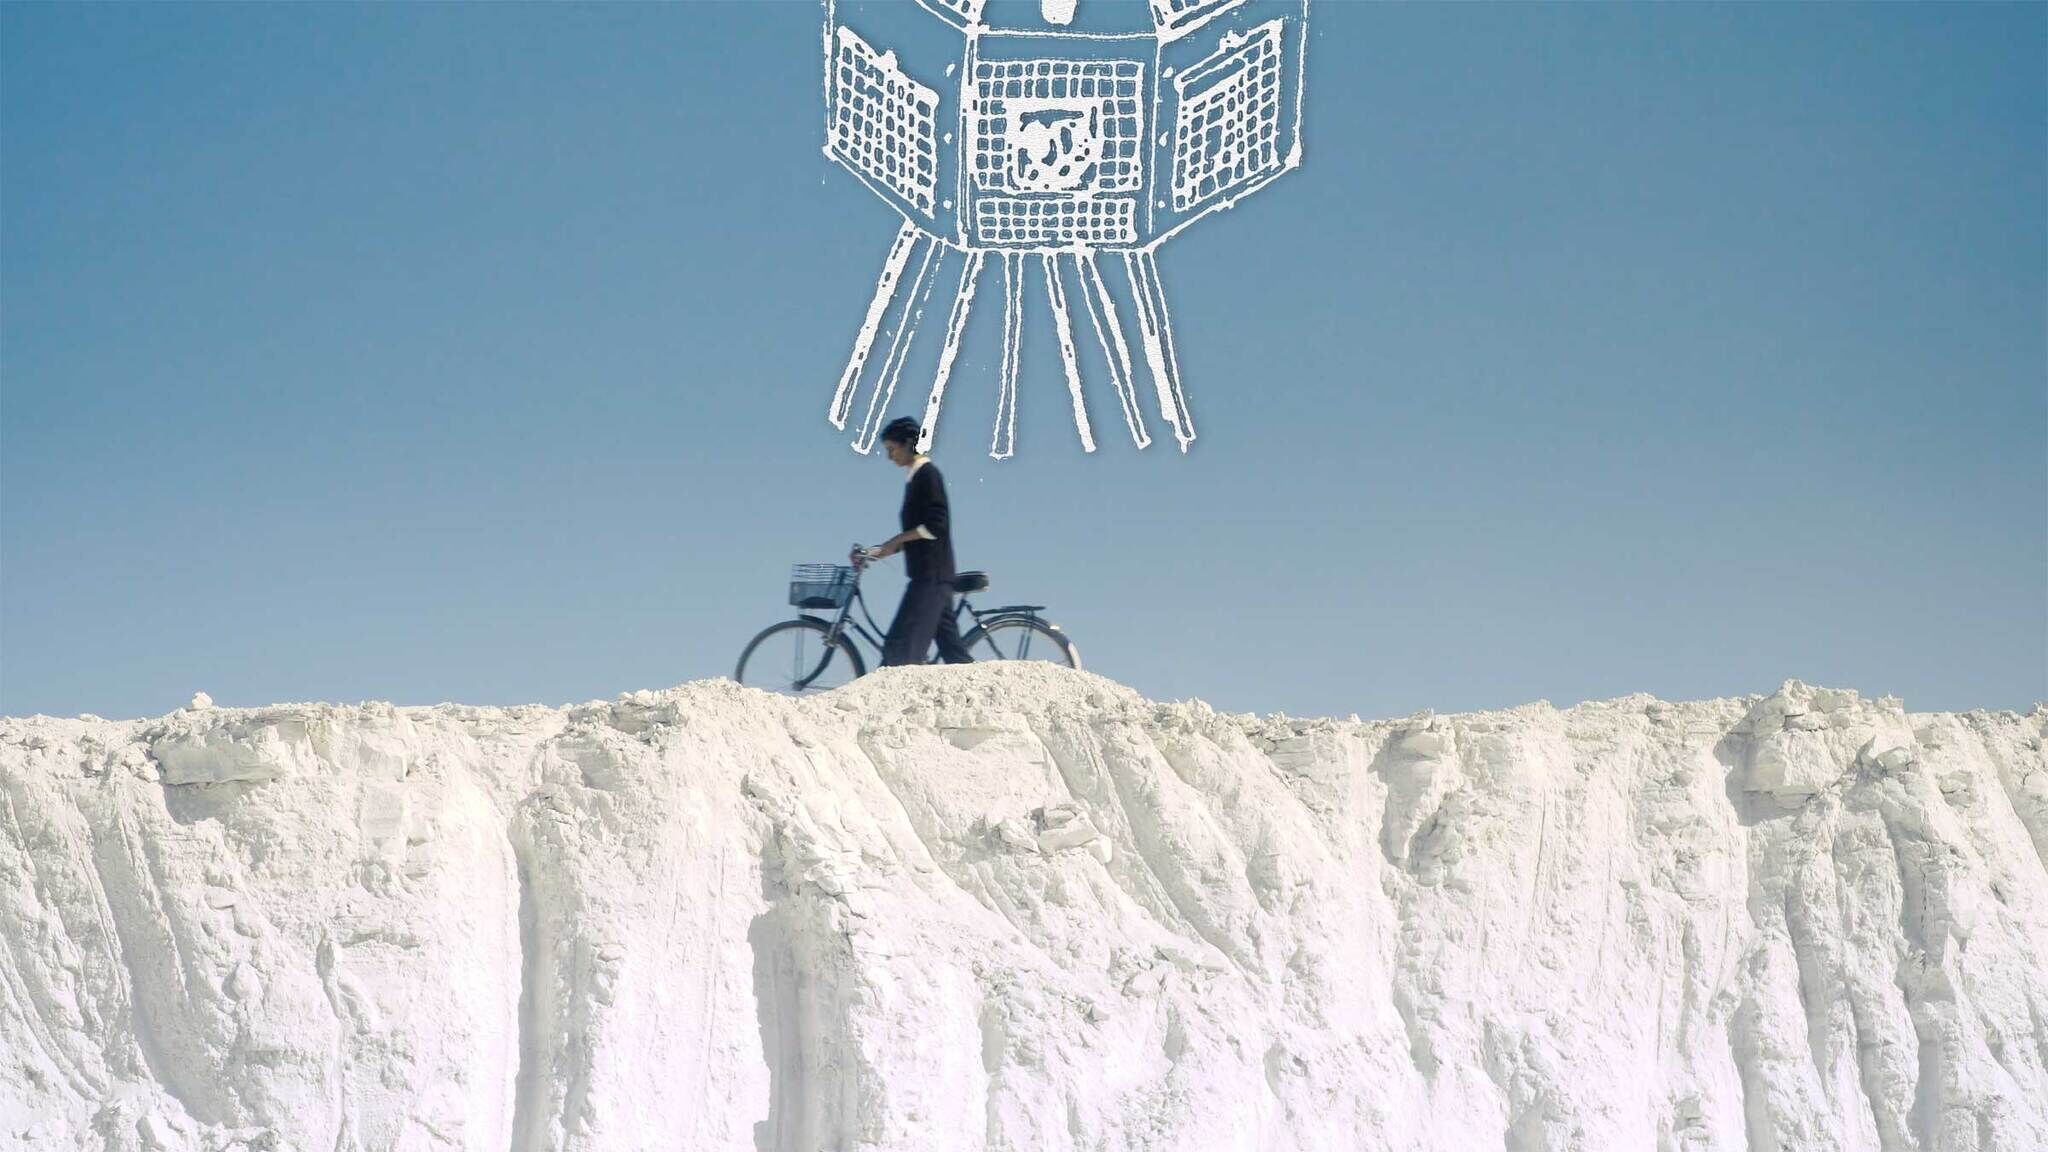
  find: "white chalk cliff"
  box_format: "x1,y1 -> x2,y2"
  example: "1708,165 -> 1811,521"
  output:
2,666 -> 2044,1151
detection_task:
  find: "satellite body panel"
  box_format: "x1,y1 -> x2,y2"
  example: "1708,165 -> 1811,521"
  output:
820,0 -> 1309,456
826,0 -> 1304,252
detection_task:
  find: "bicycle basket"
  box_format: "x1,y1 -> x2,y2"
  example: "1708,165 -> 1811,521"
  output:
788,563 -> 855,610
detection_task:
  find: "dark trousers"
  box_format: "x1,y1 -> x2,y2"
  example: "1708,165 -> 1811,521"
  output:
882,579 -> 974,667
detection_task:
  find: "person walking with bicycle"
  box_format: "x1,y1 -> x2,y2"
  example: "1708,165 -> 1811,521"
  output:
733,424 -> 1078,691
854,417 -> 975,668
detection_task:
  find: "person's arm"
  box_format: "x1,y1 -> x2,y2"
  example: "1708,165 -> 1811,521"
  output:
919,470 -> 949,540
867,527 -> 923,558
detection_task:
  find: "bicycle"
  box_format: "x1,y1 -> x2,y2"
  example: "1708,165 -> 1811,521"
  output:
733,544 -> 1081,694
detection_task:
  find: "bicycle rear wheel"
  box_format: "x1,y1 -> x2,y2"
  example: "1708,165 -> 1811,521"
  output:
962,616 -> 1081,670
735,618 -> 866,695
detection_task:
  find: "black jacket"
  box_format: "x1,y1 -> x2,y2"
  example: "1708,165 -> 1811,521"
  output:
900,461 -> 957,583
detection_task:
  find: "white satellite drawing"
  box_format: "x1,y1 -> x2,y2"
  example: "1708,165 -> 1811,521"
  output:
821,0 -> 1309,457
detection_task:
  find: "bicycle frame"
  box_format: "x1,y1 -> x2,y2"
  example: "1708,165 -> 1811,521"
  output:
792,562 -> 1047,688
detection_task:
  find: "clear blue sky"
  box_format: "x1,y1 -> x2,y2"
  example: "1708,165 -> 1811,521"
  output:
4,2 -> 2042,721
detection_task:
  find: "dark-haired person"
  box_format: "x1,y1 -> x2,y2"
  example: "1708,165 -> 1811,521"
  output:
855,417 -> 974,667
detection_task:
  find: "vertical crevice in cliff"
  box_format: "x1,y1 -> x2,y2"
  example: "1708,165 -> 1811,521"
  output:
508,815 -> 548,1152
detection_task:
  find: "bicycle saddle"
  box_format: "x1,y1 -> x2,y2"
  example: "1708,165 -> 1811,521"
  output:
951,571 -> 990,594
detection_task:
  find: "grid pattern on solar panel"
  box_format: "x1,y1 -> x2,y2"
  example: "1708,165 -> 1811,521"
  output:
974,197 -> 1137,247
830,29 -> 940,216
971,61 -> 1143,194
1170,23 -> 1285,211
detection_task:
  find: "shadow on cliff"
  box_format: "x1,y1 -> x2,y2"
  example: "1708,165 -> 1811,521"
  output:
751,839 -> 802,1152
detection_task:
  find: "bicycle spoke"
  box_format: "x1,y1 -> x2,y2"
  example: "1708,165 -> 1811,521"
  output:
973,618 -> 1072,669
798,642 -> 835,690
739,619 -> 860,695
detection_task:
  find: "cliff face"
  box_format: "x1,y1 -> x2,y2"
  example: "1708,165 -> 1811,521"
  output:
2,666 -> 2044,1152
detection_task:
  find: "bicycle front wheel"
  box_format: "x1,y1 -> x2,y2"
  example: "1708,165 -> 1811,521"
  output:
962,616 -> 1081,670
734,618 -> 866,695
